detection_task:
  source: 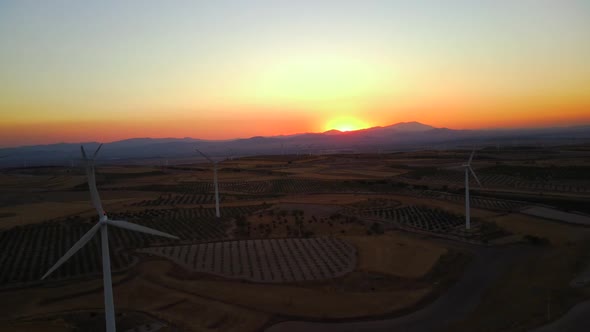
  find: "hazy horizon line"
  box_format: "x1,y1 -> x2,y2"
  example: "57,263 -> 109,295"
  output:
2,120 -> 589,150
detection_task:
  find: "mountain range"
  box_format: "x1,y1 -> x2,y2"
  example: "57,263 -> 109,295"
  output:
1,122 -> 589,167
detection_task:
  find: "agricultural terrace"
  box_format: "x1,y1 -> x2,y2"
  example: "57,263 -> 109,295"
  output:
137,237 -> 356,283
0,205 -> 263,286
401,167 -> 590,194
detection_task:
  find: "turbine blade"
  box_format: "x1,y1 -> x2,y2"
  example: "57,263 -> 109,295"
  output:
469,166 -> 482,187
468,149 -> 476,164
85,165 -> 105,217
195,149 -> 214,163
108,219 -> 179,239
80,145 -> 88,160
41,223 -> 101,280
93,143 -> 103,159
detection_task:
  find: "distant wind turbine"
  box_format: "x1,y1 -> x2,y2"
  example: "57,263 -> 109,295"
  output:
226,149 -> 235,161
461,149 -> 482,230
41,144 -> 179,332
306,144 -> 314,156
196,149 -> 221,218
295,144 -> 305,156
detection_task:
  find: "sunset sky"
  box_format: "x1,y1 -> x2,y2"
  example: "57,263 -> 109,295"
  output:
1,1 -> 589,147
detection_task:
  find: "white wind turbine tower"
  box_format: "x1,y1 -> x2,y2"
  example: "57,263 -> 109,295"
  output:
462,149 -> 482,230
41,144 -> 178,332
196,149 -> 221,218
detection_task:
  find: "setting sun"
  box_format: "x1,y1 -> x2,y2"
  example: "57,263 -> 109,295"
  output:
324,117 -> 370,132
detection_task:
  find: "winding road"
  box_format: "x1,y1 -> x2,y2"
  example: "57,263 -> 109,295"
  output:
531,300 -> 590,332
266,245 -> 528,332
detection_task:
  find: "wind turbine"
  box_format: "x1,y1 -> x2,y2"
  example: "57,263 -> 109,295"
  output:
196,149 -> 221,218
226,149 -> 235,161
462,149 -> 482,230
41,144 -> 178,332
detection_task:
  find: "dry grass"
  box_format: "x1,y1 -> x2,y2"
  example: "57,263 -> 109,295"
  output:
278,194 -> 367,205
154,296 -> 268,332
119,266 -> 270,332
345,233 -> 448,278
99,166 -> 160,174
289,173 -> 377,180
279,166 -> 404,180
0,174 -> 84,191
0,254 -> 432,331
0,276 -> 120,321
101,173 -> 183,187
0,202 -> 93,230
276,166 -> 325,175
0,319 -> 71,332
0,190 -> 157,230
491,213 -> 590,245
151,263 -> 431,319
321,169 -> 404,178
247,209 -> 368,238
391,195 -> 500,219
521,206 -> 590,226
0,264 -> 269,332
230,159 -> 290,167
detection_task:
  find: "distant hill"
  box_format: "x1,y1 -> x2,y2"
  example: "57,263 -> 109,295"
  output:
323,121 -> 434,136
1,122 -> 589,167
378,121 -> 436,132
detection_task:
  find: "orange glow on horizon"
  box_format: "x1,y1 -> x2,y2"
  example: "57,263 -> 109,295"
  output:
324,117 -> 371,132
1,102 -> 589,148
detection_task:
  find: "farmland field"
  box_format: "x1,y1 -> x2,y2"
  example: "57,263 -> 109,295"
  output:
1,146 -> 590,331
137,237 -> 356,283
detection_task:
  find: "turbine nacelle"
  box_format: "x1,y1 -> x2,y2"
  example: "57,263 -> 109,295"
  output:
80,144 -> 102,164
